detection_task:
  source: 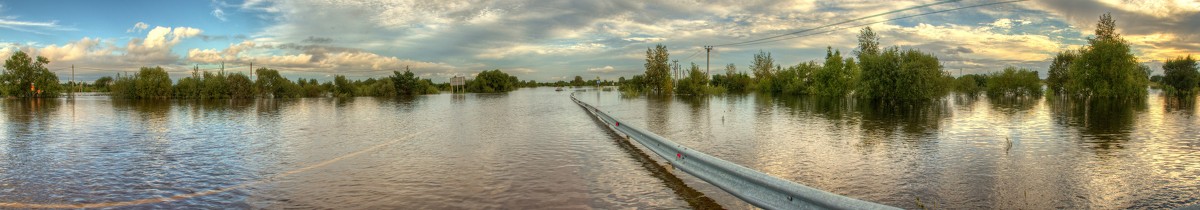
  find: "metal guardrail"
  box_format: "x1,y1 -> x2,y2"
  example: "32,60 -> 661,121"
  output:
571,93 -> 899,210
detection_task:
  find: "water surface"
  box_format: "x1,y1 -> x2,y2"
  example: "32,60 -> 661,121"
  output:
0,88 -> 689,209
3,88 -> 1198,209
581,91 -> 1200,209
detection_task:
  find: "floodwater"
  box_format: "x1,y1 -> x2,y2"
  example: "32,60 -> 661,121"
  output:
1,87 -> 1198,209
0,88 -> 690,209
581,90 -> 1200,209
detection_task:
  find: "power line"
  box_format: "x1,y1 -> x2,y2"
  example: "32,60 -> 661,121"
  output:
714,0 -> 965,47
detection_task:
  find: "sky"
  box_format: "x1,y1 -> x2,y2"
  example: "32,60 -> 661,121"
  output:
0,0 -> 1198,83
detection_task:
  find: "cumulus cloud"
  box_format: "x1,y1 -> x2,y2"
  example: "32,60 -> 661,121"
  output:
187,41 -> 257,63
10,0 -> 1200,81
0,23 -> 207,80
32,37 -> 112,62
124,26 -> 203,63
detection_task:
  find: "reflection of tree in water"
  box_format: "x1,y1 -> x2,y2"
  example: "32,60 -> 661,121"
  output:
771,94 -> 858,122
676,95 -> 708,118
386,95 -> 424,113
1048,97 -> 1145,154
1162,94 -> 1197,114
855,99 -> 951,145
752,92 -> 778,115
187,99 -> 255,114
112,99 -> 171,121
645,94 -> 673,134
332,97 -> 355,108
987,95 -> 1040,115
952,93 -> 982,111
2,99 -> 62,140
760,94 -> 950,147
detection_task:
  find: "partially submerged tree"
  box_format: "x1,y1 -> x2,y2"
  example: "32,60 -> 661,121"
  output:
2,51 -> 62,98
1162,55 -> 1199,95
986,67 -> 1043,98
643,44 -> 673,94
1062,13 -> 1148,99
1046,50 -> 1077,95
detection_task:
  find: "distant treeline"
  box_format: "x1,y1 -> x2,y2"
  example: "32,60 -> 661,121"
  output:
101,67 -> 540,99
617,13 -> 1199,101
1,51 -> 553,99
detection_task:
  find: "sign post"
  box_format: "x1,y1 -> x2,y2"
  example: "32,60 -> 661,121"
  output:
450,76 -> 465,94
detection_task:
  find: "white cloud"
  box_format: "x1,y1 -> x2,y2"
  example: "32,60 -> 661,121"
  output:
1020,0 -> 1200,69
33,37 -> 110,62
186,41 -> 256,63
127,22 -> 149,33
0,17 -> 71,34
509,68 -> 536,74
889,23 -> 1063,62
124,26 -> 203,63
0,23 -> 204,74
211,8 -> 227,21
586,65 -> 615,73
1096,0 -> 1200,19
475,43 -> 607,59
990,18 -> 1014,29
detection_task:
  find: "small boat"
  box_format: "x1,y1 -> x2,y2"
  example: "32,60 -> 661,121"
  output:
555,87 -> 564,91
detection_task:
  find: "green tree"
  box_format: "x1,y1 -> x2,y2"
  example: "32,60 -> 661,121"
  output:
643,44 -> 673,94
572,76 -> 585,87
859,47 -> 949,101
854,27 -> 880,57
986,67 -> 1043,98
202,71 -> 230,99
255,68 -> 300,98
227,73 -> 255,98
468,69 -> 516,93
391,67 -> 421,96
954,74 -> 988,95
174,76 -> 201,98
369,77 -> 397,97
750,50 -> 775,81
676,63 -> 711,95
1162,55 -> 1199,95
1046,50 -> 1077,94
1063,13 -> 1148,99
135,66 -> 172,99
810,46 -> 860,96
333,75 -> 355,97
618,75 -> 646,93
93,76 -> 113,92
2,51 -> 62,98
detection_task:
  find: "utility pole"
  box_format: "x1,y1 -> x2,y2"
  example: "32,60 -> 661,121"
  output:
249,62 -> 253,80
70,64 -> 74,97
220,61 -> 225,75
672,59 -> 679,87
704,46 -> 713,84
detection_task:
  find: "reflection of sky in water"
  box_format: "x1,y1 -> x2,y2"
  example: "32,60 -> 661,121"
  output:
1,89 -> 1196,209
589,92 -> 1200,209
0,89 -> 690,209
